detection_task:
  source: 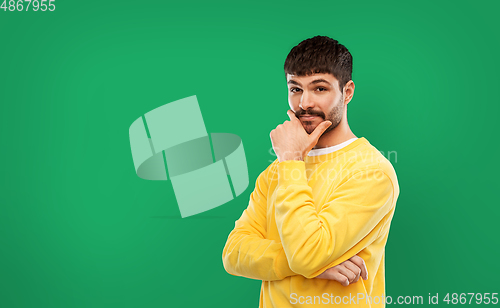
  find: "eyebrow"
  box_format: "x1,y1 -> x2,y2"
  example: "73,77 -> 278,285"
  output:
287,78 -> 332,86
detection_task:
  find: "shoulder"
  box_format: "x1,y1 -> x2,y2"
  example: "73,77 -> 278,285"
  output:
342,138 -> 399,194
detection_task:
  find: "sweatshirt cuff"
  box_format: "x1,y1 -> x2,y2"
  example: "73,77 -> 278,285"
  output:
277,160 -> 307,187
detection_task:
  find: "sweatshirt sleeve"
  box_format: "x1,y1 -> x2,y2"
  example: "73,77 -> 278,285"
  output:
222,165 -> 296,281
274,160 -> 396,279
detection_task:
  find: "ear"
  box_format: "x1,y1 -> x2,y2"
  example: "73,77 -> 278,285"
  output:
343,80 -> 355,105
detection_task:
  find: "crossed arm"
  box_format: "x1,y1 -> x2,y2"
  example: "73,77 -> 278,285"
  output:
221,165 -> 294,281
222,160 -> 395,283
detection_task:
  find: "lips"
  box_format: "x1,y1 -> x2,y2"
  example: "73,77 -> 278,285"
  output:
300,115 -> 319,120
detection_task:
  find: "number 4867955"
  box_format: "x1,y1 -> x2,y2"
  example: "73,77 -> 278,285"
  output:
1,0 -> 56,11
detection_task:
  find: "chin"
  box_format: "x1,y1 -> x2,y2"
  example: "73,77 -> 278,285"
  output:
302,124 -> 316,135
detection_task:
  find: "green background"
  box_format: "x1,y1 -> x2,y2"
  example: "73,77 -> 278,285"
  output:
1,0 -> 499,307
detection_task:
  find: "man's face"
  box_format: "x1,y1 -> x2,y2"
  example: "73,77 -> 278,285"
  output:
287,72 -> 344,135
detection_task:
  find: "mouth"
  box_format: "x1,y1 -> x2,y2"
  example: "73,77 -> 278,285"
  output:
300,115 -> 320,121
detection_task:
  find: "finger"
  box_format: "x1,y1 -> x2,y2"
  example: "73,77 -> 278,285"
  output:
349,255 -> 368,280
343,261 -> 361,283
309,120 -> 332,141
336,265 -> 356,283
286,109 -> 300,122
329,271 -> 350,287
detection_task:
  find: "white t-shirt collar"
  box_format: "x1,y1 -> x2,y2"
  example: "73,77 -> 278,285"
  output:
307,137 -> 358,157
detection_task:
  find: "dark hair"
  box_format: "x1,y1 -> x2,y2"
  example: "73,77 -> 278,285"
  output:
284,35 -> 353,92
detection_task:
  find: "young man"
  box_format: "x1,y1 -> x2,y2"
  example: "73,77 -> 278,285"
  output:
222,36 -> 400,307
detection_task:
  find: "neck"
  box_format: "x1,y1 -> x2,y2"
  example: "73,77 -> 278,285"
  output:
314,119 -> 357,149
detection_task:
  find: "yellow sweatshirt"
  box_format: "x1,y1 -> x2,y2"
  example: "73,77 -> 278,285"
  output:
222,137 -> 400,307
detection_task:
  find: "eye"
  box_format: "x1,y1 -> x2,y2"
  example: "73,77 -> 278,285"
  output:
316,87 -> 327,92
290,87 -> 302,93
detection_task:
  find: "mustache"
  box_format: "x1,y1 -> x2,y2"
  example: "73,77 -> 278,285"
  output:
295,110 -> 325,119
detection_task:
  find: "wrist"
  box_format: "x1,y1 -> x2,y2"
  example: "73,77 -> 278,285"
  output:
279,151 -> 304,162
279,156 -> 304,162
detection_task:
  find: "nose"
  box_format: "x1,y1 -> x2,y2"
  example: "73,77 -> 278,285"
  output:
299,90 -> 315,110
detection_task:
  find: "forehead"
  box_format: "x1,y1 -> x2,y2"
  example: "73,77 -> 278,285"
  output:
286,73 -> 338,88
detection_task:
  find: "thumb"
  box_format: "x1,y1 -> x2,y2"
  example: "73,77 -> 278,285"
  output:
309,120 -> 332,142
